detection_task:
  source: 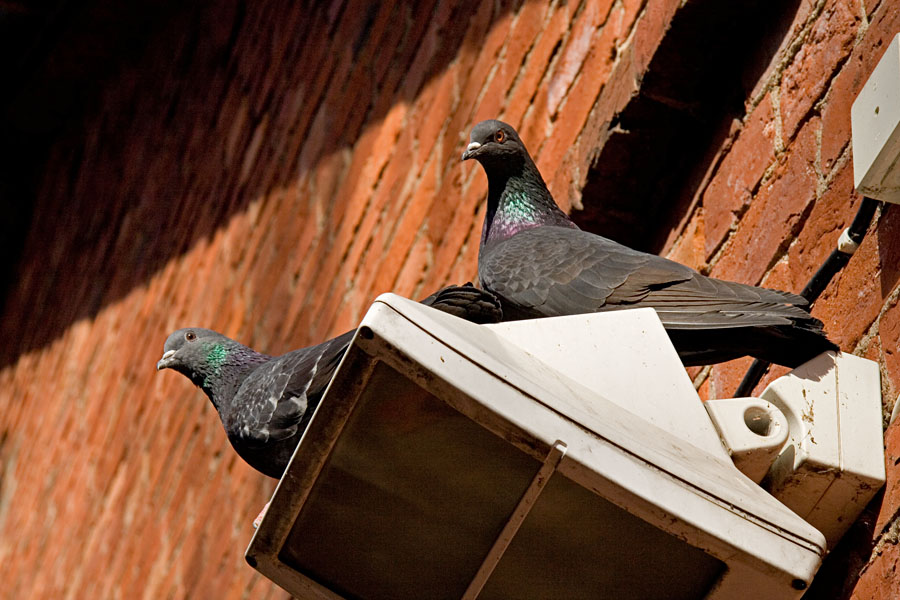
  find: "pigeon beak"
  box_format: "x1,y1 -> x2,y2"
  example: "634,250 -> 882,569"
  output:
461,141 -> 481,161
157,349 -> 177,371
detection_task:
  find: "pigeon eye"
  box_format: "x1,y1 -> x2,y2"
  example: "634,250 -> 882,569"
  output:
185,331 -> 197,342
494,130 -> 506,143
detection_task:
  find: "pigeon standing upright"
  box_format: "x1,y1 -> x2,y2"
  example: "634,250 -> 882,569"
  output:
462,119 -> 837,367
156,284 -> 501,478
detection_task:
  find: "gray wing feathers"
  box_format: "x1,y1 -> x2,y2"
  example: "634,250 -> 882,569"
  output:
233,360 -> 302,446
232,333 -> 351,447
481,227 -> 691,314
481,226 -> 813,330
632,269 -> 812,330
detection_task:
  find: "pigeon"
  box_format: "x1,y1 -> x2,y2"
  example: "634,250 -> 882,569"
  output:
156,283 -> 501,478
462,119 -> 838,367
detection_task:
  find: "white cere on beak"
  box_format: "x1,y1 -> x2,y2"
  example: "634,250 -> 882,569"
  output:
157,348 -> 177,371
466,141 -> 482,152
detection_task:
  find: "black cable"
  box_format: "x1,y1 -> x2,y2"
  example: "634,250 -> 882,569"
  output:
733,197 -> 880,397
734,358 -> 770,398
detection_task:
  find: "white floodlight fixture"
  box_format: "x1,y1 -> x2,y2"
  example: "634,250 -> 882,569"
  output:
245,295 -> 847,599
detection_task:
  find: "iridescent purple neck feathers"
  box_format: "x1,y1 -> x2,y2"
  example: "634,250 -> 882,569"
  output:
480,157 -> 576,250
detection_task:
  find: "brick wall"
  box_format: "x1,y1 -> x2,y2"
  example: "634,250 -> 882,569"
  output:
1,0 -> 899,597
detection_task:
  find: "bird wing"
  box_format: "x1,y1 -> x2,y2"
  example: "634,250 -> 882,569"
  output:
479,225 -> 810,328
635,275 -> 811,330
230,331 -> 353,448
479,226 -> 695,316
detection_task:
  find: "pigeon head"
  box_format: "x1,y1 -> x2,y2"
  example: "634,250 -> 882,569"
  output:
461,119 -> 529,171
156,327 -> 268,400
157,327 -> 231,380
463,120 -> 576,249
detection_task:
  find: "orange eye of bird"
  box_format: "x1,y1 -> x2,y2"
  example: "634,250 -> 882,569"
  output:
185,331 -> 196,342
494,129 -> 505,143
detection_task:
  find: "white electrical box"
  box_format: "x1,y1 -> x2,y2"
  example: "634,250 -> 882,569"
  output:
852,32 -> 900,203
760,352 -> 885,548
246,295 -> 826,599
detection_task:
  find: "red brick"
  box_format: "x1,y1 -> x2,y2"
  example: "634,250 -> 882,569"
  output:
577,34 -> 641,156
711,116 -> 819,285
469,9 -> 533,125
702,93 -> 778,261
880,300 -> 900,402
494,1 -> 552,108
441,1 -> 531,171
391,231 -> 434,297
763,162 -> 862,295
780,0 -> 862,141
293,2 -> 372,173
875,421 -> 900,533
414,72 -> 457,169
426,172 -> 481,273
665,208 -> 706,270
746,0 -> 821,104
545,0 -> 614,117
448,0 -> 511,118
445,223 -> 482,286
708,356 -> 754,400
616,0 -> 647,39
632,0 -> 682,75
812,216 -> 886,351
695,375 -> 711,401
518,0 -> 600,151
503,2 -> 573,127
851,531 -> 900,600
820,50 -> 864,173
539,16 -> 620,188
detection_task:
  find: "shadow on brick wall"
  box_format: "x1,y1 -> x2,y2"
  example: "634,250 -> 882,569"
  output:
0,0 -> 517,369
575,0 -> 803,254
